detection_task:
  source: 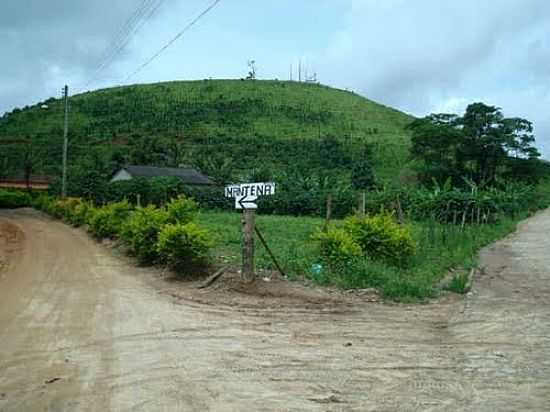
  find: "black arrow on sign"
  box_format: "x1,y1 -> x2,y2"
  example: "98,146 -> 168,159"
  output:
238,195 -> 257,209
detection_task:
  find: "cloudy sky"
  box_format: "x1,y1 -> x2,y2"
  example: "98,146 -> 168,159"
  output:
1,0 -> 549,157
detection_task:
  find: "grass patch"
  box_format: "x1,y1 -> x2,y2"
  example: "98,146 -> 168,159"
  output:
198,211 -> 322,278
199,210 -> 525,301
445,272 -> 471,294
334,216 -> 521,300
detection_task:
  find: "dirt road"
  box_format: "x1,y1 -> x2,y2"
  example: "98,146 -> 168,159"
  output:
1,208 -> 549,411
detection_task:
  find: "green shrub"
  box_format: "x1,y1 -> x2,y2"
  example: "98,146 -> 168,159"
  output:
166,194 -> 198,224
48,199 -> 66,219
314,228 -> 362,271
31,195 -> 90,226
0,190 -> 32,209
445,273 -> 470,294
31,194 -> 54,213
87,200 -> 132,239
120,205 -> 169,264
46,197 -> 90,226
71,200 -> 92,226
344,212 -> 416,265
156,223 -> 213,274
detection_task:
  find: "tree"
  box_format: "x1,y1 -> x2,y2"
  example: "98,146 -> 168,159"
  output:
167,134 -> 186,167
409,103 -> 541,185
408,114 -> 464,183
247,165 -> 273,182
461,103 -> 540,183
128,134 -> 168,165
318,136 -> 351,172
194,153 -> 234,185
22,139 -> 38,190
0,136 -> 44,188
350,144 -> 376,190
67,149 -> 112,199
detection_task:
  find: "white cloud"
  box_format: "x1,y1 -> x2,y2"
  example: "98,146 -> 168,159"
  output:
1,0 -> 549,158
316,0 -> 550,157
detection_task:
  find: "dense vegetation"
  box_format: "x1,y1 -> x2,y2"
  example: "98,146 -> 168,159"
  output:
2,176 -> 549,301
408,103 -> 545,185
2,80 -> 550,301
0,79 -> 413,188
0,189 -> 32,208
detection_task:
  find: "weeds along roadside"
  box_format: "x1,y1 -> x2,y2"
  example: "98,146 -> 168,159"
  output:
199,179 -> 550,301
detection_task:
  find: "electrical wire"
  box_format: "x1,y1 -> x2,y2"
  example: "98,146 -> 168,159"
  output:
83,0 -> 151,87
80,0 -> 165,92
124,0 -> 223,82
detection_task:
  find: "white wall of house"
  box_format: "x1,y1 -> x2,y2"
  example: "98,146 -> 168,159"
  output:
110,169 -> 133,182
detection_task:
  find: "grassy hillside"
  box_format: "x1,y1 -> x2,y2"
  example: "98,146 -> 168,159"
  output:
0,79 -> 414,182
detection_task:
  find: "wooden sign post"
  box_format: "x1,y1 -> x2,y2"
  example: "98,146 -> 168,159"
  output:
241,209 -> 255,282
225,182 -> 276,282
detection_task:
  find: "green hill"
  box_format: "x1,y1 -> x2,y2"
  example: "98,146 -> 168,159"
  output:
0,79 -> 414,184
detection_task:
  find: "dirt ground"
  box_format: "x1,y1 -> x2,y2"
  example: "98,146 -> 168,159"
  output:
0,208 -> 549,411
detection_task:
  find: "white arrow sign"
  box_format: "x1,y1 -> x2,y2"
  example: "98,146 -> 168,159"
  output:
235,194 -> 258,209
225,182 -> 275,209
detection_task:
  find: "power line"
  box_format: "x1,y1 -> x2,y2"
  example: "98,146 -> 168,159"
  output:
80,0 -> 165,92
94,1 -> 159,67
124,0 -> 223,82
83,0 -> 151,87
87,1 -> 164,86
111,0 -> 153,46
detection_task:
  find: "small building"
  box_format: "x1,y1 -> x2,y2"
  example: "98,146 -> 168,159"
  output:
110,165 -> 214,186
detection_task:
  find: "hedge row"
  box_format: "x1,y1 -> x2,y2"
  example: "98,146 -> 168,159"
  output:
32,195 -> 213,275
0,189 -> 32,209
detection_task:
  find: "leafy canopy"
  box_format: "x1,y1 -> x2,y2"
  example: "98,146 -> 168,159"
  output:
408,102 -> 540,185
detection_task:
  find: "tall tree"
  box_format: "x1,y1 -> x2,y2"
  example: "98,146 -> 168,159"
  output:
409,103 -> 540,185
408,114 -> 463,183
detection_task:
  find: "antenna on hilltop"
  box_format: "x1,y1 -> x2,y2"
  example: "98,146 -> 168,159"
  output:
246,60 -> 257,80
306,71 -> 318,83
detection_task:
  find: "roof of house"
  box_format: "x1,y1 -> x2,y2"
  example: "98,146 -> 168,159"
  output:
122,165 -> 214,185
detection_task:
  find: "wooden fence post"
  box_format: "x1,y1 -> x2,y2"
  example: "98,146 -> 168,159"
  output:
242,209 -> 256,282
396,194 -> 404,224
325,193 -> 332,229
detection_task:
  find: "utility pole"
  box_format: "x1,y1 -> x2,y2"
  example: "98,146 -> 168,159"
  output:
61,85 -> 69,198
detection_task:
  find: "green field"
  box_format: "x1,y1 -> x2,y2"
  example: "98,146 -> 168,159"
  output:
0,79 -> 414,183
198,211 -> 322,275
198,210 -> 523,301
